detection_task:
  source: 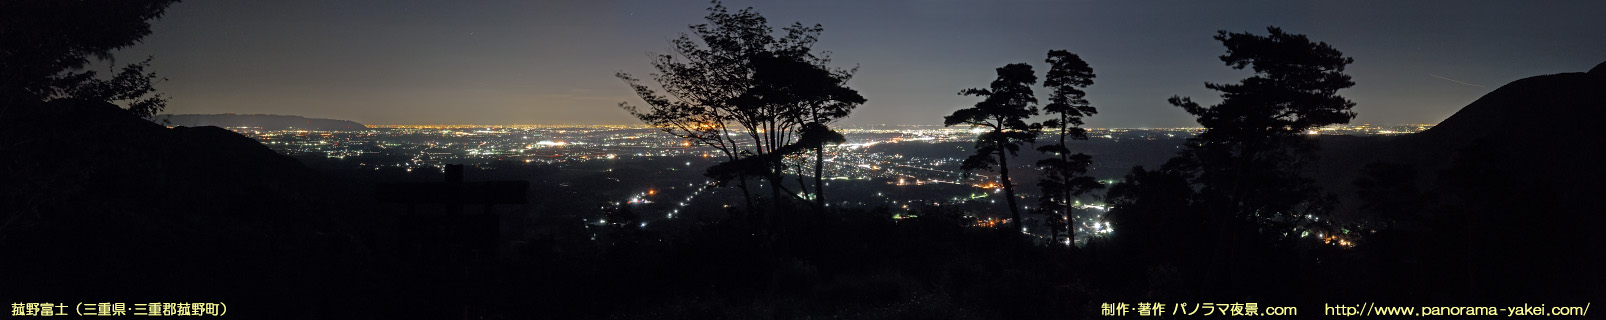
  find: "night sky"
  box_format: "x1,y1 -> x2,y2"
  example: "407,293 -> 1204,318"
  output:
117,0 -> 1606,127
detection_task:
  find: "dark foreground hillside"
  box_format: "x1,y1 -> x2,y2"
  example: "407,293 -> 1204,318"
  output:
0,100 -> 396,319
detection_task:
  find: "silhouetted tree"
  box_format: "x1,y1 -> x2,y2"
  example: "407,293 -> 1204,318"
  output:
617,1 -> 860,218
736,51 -> 863,212
945,63 -> 1040,231
1032,50 -> 1103,245
58,57 -> 168,119
1148,27 -> 1354,295
1166,26 -> 1355,229
616,2 -> 780,215
0,0 -> 178,117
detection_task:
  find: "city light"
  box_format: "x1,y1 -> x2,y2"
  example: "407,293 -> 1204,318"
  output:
227,124 -> 1431,244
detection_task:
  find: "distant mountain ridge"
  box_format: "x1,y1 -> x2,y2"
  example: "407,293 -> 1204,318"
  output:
153,113 -> 368,131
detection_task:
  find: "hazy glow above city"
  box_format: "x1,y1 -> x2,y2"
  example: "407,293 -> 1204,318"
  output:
122,1 -> 1606,127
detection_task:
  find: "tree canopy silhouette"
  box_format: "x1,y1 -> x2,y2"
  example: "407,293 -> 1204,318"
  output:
0,0 -> 178,117
617,1 -> 862,217
735,51 -> 863,212
1098,27 -> 1358,295
1032,50 -> 1103,245
1165,26 -> 1355,227
945,63 -> 1039,231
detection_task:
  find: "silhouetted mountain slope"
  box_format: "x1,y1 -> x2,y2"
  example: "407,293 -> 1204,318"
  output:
0,100 -> 387,319
1,100 -> 313,217
1416,67 -> 1606,145
1314,61 -> 1605,301
1319,61 -> 1606,218
153,113 -> 368,131
1397,62 -> 1606,206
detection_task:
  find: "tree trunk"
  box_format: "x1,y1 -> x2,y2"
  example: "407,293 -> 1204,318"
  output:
737,174 -> 756,221
997,144 -> 1021,232
813,146 -> 826,211
1059,116 -> 1071,244
768,170 -> 786,214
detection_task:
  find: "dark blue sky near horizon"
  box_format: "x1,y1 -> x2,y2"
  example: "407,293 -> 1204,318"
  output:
116,0 -> 1606,127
